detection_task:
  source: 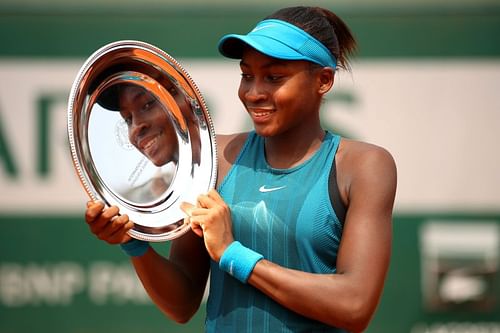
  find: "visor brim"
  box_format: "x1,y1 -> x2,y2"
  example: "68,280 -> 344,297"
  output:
218,34 -> 312,62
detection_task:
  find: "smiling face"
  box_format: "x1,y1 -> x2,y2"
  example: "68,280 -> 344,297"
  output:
117,84 -> 179,166
238,47 -> 329,138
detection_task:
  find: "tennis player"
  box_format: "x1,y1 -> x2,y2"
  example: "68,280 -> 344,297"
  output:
86,6 -> 397,332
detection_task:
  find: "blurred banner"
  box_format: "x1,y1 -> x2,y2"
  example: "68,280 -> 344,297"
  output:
1,3 -> 499,333
1,60 -> 500,212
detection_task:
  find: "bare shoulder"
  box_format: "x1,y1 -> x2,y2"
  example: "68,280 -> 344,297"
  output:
337,139 -> 397,204
216,133 -> 249,160
215,132 -> 250,186
338,138 -> 396,174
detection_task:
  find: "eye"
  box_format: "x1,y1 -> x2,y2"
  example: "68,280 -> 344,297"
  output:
240,73 -> 253,81
266,74 -> 284,82
120,111 -> 132,125
142,99 -> 157,112
124,116 -> 132,126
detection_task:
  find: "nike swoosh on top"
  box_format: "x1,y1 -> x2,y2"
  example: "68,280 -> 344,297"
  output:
251,23 -> 277,33
259,185 -> 287,193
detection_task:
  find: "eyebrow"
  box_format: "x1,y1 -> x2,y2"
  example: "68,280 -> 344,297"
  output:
132,90 -> 147,100
118,88 -> 149,113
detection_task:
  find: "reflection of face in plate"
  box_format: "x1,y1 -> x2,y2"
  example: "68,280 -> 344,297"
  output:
68,41 -> 218,241
118,84 -> 179,167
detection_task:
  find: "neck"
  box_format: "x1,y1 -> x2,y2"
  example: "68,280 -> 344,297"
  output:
264,123 -> 325,169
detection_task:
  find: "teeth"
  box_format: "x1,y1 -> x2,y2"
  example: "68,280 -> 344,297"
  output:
142,137 -> 157,150
253,111 -> 272,117
248,106 -> 274,119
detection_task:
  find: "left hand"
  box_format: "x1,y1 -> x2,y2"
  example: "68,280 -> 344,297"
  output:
180,189 -> 234,262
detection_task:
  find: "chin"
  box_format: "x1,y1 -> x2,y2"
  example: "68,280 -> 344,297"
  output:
152,160 -> 164,167
254,125 -> 280,138
152,156 -> 172,167
144,151 -> 164,167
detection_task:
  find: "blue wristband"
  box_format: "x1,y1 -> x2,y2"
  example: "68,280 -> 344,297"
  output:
219,241 -> 263,283
120,239 -> 150,257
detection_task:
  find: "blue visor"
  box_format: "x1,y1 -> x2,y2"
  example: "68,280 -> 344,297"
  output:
218,19 -> 337,69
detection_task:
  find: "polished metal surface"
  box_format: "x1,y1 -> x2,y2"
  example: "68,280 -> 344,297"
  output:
68,40 -> 217,242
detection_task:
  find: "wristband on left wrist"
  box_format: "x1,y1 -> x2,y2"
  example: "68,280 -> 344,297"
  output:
219,241 -> 264,283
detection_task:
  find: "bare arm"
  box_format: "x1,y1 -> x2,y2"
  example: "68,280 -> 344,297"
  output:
84,202 -> 210,323
247,144 -> 397,332
131,231 -> 210,323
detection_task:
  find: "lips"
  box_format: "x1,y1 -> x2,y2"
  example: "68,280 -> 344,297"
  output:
247,107 -> 276,122
137,134 -> 160,157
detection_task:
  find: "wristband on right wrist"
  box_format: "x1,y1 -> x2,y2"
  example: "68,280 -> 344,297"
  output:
120,239 -> 150,257
219,241 -> 263,284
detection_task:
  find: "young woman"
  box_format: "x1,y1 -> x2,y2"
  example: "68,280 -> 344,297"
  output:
85,6 -> 397,333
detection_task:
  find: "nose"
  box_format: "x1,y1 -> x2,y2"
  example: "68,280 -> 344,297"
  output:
128,117 -> 149,144
242,80 -> 267,103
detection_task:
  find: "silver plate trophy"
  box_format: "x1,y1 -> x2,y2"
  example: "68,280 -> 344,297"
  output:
68,40 -> 217,242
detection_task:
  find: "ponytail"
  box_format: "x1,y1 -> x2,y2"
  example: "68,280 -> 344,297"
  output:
314,7 -> 357,70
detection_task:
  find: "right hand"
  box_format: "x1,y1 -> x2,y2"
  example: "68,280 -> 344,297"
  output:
85,201 -> 134,244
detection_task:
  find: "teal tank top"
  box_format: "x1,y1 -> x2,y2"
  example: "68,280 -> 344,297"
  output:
206,131 -> 346,333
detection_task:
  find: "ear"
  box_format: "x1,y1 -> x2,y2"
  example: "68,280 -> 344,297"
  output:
317,67 -> 334,95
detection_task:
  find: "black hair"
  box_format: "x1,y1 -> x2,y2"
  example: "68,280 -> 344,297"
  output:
265,6 -> 357,71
